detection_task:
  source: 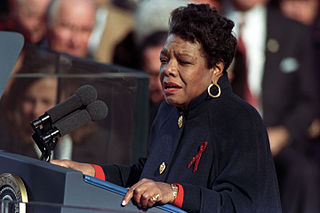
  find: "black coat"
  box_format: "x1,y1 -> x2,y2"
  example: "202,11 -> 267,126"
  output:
102,74 -> 282,213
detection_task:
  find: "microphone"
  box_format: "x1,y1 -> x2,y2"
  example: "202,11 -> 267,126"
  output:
32,84 -> 97,128
43,100 -> 108,138
52,110 -> 91,137
86,100 -> 108,121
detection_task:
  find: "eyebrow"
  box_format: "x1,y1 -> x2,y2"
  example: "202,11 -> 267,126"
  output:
160,49 -> 194,59
175,51 -> 194,60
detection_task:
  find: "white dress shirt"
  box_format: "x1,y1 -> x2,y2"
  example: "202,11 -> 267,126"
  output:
225,2 -> 267,112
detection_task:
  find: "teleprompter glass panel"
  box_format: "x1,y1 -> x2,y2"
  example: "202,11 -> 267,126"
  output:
0,44 -> 149,165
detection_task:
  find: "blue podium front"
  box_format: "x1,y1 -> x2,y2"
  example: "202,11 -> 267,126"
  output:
0,151 -> 186,213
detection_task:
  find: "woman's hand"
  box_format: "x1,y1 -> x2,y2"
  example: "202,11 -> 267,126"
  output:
50,159 -> 95,176
121,178 -> 174,209
267,126 -> 290,156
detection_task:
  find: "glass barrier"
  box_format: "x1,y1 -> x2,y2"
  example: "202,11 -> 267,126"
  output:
0,44 -> 149,165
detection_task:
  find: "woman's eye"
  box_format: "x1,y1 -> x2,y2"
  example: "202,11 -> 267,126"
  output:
160,58 -> 168,64
179,60 -> 190,65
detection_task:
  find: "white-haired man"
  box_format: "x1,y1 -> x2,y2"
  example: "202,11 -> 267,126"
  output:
47,0 -> 96,57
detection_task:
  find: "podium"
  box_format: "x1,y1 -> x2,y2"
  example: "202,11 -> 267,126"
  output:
0,151 -> 185,213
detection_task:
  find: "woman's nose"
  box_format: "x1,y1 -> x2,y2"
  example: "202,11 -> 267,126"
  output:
162,60 -> 178,77
32,102 -> 46,121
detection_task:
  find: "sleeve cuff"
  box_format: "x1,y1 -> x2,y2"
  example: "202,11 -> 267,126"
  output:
91,164 -> 106,181
172,183 -> 184,208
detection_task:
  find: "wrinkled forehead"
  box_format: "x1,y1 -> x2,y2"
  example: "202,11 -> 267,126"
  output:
55,0 -> 96,25
17,0 -> 51,14
161,34 -> 204,58
163,34 -> 202,50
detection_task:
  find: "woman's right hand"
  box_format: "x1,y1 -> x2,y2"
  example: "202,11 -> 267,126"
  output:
50,160 -> 95,177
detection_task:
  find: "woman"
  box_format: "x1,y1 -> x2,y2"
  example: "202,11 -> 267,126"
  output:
0,51 -> 108,162
0,57 -> 59,157
51,4 -> 282,212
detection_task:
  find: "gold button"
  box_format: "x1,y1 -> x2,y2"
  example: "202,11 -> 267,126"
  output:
159,162 -> 166,174
178,115 -> 183,128
267,38 -> 279,53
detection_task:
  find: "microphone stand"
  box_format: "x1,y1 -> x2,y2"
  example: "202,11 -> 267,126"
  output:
31,117 -> 60,162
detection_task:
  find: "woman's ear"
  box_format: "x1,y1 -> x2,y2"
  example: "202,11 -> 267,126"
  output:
210,60 -> 225,84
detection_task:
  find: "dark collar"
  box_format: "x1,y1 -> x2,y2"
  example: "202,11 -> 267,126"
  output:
178,73 -> 232,118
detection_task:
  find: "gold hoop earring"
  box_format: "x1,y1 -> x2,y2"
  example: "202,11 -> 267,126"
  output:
207,83 -> 221,98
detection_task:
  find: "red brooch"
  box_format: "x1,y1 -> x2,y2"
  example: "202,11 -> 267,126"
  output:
188,142 -> 208,172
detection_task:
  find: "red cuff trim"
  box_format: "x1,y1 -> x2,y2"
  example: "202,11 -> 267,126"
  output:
91,164 -> 105,181
172,183 -> 184,208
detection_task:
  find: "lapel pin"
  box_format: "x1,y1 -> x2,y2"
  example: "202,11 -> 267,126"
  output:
267,38 -> 279,53
159,162 -> 166,174
178,115 -> 183,128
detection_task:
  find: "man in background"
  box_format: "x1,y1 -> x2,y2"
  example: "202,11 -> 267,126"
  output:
0,0 -> 52,44
46,0 -> 96,57
139,31 -> 167,127
222,0 -> 320,212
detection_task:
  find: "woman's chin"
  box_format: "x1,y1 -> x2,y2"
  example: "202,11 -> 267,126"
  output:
165,96 -> 185,109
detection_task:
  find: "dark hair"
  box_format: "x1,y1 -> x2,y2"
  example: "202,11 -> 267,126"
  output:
169,4 -> 237,71
139,30 -> 168,67
140,31 -> 168,53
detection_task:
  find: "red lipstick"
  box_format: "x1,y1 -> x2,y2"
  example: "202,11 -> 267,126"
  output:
163,82 -> 181,95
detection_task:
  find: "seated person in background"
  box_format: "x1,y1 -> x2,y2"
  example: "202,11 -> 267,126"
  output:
0,0 -> 52,44
51,4 -> 282,212
0,59 -> 59,158
0,53 -> 110,163
46,0 -> 96,58
139,31 -> 167,126
112,0 -> 188,70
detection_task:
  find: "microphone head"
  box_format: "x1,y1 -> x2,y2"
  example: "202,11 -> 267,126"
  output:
45,84 -> 97,123
86,100 -> 108,121
75,84 -> 97,105
53,110 -> 91,137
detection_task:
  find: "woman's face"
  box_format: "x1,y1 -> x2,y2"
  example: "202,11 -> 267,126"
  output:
143,44 -> 165,104
21,77 -> 58,132
159,34 -> 214,110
